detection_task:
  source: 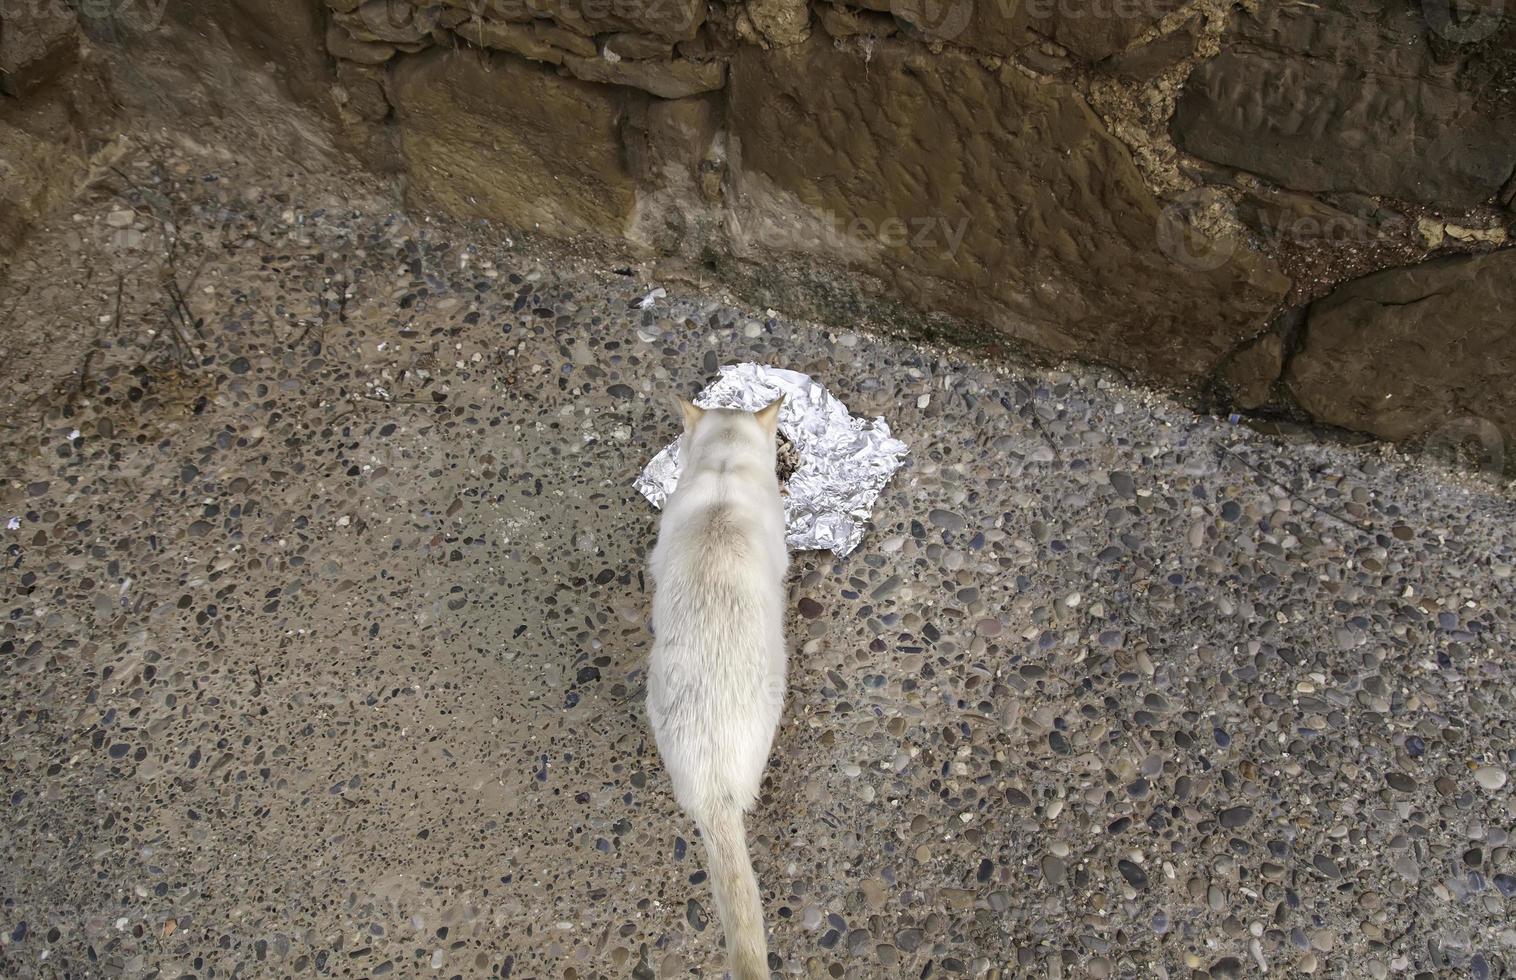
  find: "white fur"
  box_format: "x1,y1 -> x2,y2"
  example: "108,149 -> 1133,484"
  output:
647,399 -> 788,980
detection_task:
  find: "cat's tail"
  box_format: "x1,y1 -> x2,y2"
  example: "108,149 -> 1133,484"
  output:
695,800 -> 768,980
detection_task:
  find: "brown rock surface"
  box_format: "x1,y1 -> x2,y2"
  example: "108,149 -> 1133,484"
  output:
190,0 -> 334,105
745,0 -> 811,46
623,93 -> 721,182
876,0 -> 1178,62
0,117 -> 86,259
1098,16 -> 1199,81
603,32 -> 677,59
562,53 -> 725,98
334,1 -> 440,43
333,59 -> 400,171
0,14 -> 109,261
814,5 -> 898,39
1034,0 -> 1181,61
434,0 -> 705,41
0,1 -> 79,96
622,93 -> 726,253
444,16 -> 572,64
531,20 -> 600,56
389,49 -> 642,237
326,21 -> 398,63
335,59 -> 391,121
1174,1 -> 1516,208
1218,332 -> 1284,410
729,36 -> 1288,382
1287,249 -> 1516,453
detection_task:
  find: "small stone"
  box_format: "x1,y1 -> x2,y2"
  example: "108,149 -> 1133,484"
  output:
1211,957 -> 1244,979
928,508 -> 965,531
1474,766 -> 1507,791
1219,805 -> 1254,828
1312,855 -> 1342,879
1117,859 -> 1149,890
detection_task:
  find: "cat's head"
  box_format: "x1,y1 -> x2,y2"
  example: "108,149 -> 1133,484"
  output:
675,395 -> 784,473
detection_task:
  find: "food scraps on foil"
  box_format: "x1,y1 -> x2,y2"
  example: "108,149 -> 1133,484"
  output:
635,363 -> 909,556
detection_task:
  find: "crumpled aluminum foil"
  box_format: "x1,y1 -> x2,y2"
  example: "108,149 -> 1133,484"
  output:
635,363 -> 909,556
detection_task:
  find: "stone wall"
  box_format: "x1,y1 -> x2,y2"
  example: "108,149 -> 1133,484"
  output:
4,0 -> 1514,469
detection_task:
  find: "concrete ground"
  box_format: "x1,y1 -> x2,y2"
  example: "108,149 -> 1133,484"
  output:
2,128 -> 1515,980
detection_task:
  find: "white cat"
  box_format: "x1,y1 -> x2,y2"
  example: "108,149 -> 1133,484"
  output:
647,396 -> 788,980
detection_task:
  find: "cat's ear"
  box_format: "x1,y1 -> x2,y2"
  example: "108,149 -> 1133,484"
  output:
754,394 -> 784,436
676,396 -> 705,432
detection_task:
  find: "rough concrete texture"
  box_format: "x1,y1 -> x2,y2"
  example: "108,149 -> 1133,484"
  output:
4,127 -> 1516,980
1287,249 -> 1516,454
729,36 -> 1289,383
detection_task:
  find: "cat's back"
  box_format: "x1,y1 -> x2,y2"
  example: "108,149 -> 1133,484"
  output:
656,499 -> 775,600
655,463 -> 782,567
651,474 -> 785,640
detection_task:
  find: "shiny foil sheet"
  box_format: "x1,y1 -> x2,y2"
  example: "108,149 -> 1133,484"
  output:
635,363 -> 910,556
